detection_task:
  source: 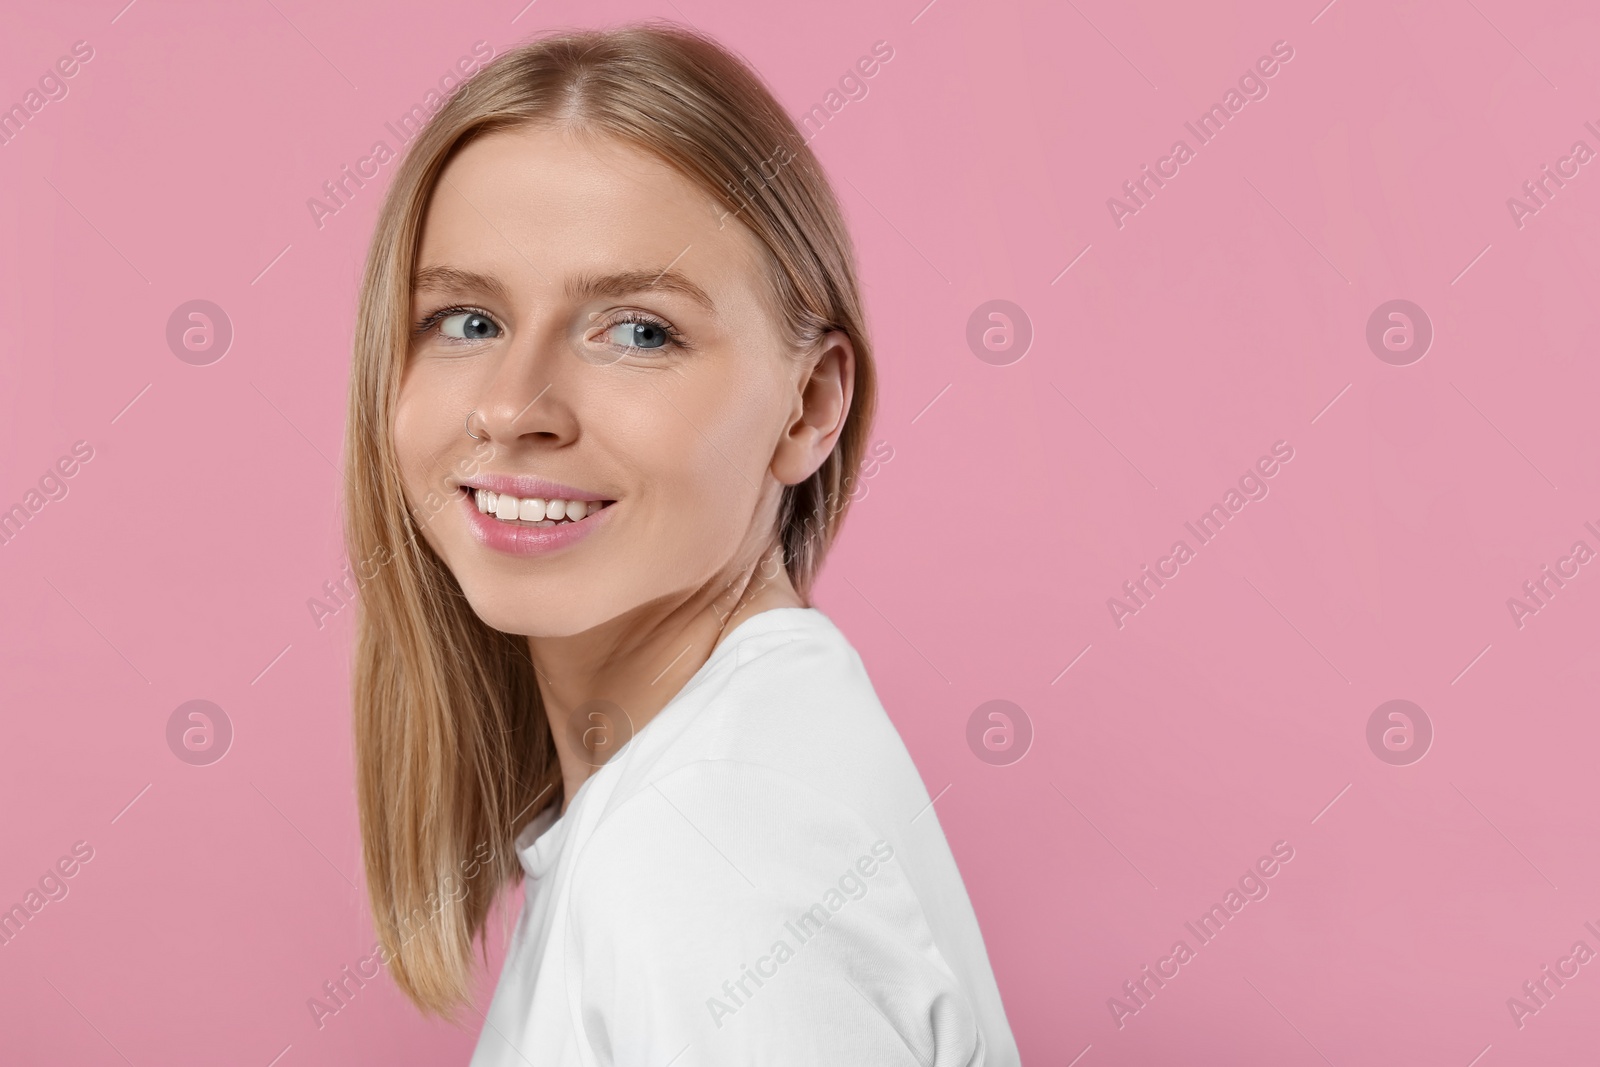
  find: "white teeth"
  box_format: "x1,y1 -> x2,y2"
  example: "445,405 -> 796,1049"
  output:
472,488 -> 608,525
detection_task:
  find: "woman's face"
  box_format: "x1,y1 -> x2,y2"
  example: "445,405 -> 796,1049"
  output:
394,124 -> 822,637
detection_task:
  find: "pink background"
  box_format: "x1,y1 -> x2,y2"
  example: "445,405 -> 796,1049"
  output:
3,0 -> 1598,1063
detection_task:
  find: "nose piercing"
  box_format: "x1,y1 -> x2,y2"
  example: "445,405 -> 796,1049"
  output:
465,410 -> 485,440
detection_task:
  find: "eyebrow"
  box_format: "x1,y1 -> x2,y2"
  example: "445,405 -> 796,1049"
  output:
412,265 -> 511,304
411,264 -> 716,313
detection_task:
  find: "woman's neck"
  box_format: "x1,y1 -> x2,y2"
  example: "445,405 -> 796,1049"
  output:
530,547 -> 805,815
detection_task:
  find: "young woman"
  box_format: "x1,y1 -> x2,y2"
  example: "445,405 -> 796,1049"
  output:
343,21 -> 1020,1065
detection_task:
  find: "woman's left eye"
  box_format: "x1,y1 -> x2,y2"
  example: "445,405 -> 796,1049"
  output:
588,312 -> 689,357
603,319 -> 672,350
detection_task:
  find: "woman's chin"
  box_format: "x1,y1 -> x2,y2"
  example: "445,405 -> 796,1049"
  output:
463,593 -> 608,639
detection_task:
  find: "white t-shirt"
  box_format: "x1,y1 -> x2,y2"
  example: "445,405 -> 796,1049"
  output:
469,606 -> 1020,1066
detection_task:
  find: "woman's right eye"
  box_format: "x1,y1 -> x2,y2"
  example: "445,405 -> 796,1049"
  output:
439,311 -> 500,341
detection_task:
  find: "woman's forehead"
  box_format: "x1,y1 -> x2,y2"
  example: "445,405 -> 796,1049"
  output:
415,126 -> 767,302
426,128 -> 730,250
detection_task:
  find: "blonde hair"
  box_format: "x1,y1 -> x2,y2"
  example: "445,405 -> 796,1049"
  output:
342,20 -> 877,1018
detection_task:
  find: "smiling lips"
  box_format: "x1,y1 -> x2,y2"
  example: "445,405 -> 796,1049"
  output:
456,475 -> 616,555
456,480 -> 616,558
470,488 -> 612,527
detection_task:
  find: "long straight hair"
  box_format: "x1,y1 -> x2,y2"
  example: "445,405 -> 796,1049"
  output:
343,20 -> 877,1018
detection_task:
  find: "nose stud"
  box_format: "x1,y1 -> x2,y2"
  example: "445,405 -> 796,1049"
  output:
466,410 -> 485,440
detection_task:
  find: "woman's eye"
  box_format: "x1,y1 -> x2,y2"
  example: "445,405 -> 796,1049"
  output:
439,312 -> 499,340
604,320 -> 671,350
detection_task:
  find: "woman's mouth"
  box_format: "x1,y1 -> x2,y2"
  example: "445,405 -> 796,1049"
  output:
467,487 -> 615,527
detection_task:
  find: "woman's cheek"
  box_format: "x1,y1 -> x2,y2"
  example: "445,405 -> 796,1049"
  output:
392,391 -> 426,481
394,385 -> 449,481
391,398 -> 450,542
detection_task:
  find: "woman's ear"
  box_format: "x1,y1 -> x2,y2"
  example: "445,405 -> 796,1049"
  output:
771,330 -> 855,486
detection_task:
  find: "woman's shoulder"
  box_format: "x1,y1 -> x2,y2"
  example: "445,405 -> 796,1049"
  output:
567,604 -> 937,923
557,757 -> 990,1064
545,612 -> 1016,1064
684,606 -> 915,774
556,605 -> 956,925
572,756 -> 906,890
